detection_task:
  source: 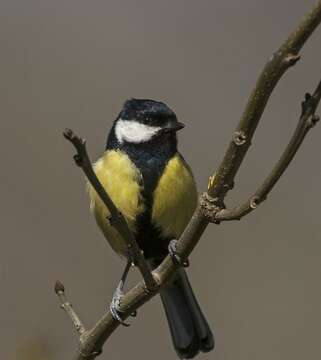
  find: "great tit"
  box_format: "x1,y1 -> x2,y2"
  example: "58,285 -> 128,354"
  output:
88,99 -> 214,358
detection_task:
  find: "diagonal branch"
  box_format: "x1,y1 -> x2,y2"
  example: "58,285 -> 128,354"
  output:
215,80 -> 321,221
63,129 -> 157,291
205,1 -> 321,204
57,2 -> 321,360
70,81 -> 321,360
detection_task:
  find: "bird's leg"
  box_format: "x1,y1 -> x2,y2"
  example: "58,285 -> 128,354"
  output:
168,239 -> 189,267
110,259 -> 135,326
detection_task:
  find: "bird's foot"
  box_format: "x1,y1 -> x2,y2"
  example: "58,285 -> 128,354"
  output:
168,239 -> 189,267
110,285 -> 130,326
109,276 -> 137,326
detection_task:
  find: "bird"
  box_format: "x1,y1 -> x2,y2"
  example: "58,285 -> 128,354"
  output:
87,98 -> 214,359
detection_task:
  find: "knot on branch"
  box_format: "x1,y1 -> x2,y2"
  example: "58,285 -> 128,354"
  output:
283,53 -> 301,66
308,114 -> 320,128
78,347 -> 102,359
301,92 -> 318,117
233,131 -> 247,146
300,91 -> 321,129
250,196 -> 260,209
200,192 -> 224,224
106,211 -> 123,227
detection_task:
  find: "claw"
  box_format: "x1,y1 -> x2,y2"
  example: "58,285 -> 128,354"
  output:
110,296 -> 130,327
109,260 -> 137,326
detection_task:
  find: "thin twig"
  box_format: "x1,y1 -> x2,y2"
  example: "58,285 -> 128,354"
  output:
63,129 -> 157,291
54,280 -> 86,335
215,80 -> 321,221
58,2 -> 321,359
204,1 -> 321,205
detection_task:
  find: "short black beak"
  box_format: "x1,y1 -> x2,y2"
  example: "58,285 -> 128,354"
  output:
163,121 -> 185,133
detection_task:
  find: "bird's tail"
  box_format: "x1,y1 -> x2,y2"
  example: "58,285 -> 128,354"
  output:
160,268 -> 214,359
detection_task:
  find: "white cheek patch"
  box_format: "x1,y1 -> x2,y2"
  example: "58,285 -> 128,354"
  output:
115,118 -> 161,144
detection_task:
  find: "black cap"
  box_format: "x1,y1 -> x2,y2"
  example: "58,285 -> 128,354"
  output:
120,98 -> 177,124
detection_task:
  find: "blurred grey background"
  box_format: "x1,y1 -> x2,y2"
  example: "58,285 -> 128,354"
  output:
1,1 -> 321,359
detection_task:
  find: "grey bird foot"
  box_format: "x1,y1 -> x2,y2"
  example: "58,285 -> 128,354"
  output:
168,239 -> 189,267
110,289 -> 130,327
109,260 -> 137,326
109,281 -> 137,326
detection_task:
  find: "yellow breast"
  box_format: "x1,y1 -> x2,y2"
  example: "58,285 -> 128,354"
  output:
88,150 -> 144,256
151,154 -> 198,239
88,150 -> 198,257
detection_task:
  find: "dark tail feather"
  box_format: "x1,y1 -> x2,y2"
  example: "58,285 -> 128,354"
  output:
160,268 -> 214,359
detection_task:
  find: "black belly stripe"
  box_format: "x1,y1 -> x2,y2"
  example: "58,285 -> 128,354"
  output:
106,131 -> 178,259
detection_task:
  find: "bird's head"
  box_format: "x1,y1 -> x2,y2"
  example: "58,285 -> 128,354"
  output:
112,98 -> 184,145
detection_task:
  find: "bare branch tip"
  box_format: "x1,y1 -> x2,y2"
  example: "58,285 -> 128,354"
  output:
54,280 -> 65,294
63,128 -> 74,141
63,128 -> 86,147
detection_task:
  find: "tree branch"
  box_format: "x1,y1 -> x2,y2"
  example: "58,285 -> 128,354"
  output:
54,281 -> 86,336
215,81 -> 321,221
63,129 -> 157,291
57,2 -> 321,359
205,1 -> 321,204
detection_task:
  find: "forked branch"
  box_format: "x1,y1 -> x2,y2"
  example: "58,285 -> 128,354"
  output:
215,80 -> 321,221
206,1 -> 321,203
56,2 -> 321,359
